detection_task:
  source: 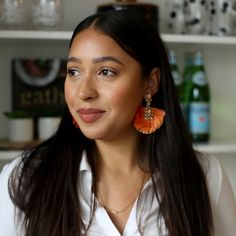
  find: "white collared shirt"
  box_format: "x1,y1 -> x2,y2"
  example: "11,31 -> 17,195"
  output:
1,152 -> 236,235
78,154 -> 167,235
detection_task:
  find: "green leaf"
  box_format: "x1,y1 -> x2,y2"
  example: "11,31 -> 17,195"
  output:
4,111 -> 32,118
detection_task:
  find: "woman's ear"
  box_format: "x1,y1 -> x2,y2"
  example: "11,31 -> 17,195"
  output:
145,67 -> 160,96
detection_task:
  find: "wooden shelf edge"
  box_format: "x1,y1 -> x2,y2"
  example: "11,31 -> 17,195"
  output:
194,141 -> 236,154
1,142 -> 236,161
162,34 -> 236,45
1,30 -> 236,45
0,30 -> 72,40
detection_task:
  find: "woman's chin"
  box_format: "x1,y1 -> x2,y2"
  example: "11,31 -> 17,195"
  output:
80,128 -> 107,141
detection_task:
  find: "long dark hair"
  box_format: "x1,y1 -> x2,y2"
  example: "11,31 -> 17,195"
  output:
9,10 -> 213,236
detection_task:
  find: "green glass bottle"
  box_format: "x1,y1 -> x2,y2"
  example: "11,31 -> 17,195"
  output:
182,51 -> 195,121
185,51 -> 210,143
169,50 -> 186,118
183,51 -> 194,85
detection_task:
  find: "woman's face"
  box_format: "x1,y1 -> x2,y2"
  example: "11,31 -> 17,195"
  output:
65,28 -> 148,141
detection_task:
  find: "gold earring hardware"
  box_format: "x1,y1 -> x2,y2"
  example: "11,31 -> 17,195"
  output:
133,94 -> 166,134
144,94 -> 153,120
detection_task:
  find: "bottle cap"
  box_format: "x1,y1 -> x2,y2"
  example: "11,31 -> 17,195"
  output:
194,51 -> 203,65
169,50 -> 177,65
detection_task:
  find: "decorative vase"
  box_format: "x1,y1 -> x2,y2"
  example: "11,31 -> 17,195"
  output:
31,0 -> 63,30
0,0 -> 28,29
38,117 -> 61,140
8,118 -> 33,142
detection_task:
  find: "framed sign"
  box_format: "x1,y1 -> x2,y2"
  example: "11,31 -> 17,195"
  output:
12,58 -> 66,117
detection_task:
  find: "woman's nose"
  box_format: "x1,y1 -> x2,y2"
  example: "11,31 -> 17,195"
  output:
78,79 -> 98,101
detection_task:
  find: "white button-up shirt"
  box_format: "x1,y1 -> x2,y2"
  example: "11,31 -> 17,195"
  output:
1,153 -> 236,235
78,154 -> 167,235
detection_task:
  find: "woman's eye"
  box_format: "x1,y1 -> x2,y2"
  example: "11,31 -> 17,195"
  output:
67,68 -> 80,77
99,68 -> 117,77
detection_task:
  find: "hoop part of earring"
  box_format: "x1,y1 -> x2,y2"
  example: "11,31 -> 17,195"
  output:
133,95 -> 165,134
72,118 -> 79,129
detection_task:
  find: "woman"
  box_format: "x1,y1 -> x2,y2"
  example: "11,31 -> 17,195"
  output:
0,10 -> 236,236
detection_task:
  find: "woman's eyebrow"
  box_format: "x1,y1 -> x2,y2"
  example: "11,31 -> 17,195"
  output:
67,56 -> 124,65
67,57 -> 82,64
92,56 -> 124,65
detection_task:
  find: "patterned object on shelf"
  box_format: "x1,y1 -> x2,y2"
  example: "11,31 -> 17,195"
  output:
0,0 -> 28,29
31,0 -> 64,30
11,58 -> 66,117
166,0 -> 236,36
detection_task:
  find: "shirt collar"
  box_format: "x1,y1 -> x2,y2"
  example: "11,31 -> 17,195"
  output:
79,151 -> 92,173
79,151 -> 153,187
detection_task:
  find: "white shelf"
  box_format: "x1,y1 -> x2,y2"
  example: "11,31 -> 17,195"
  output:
162,34 -> 236,45
194,141 -> 236,154
0,150 -> 22,161
0,30 -> 72,40
0,141 -> 236,161
1,30 -> 236,45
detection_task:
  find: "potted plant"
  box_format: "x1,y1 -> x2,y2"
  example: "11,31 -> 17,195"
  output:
37,110 -> 61,140
4,111 -> 34,142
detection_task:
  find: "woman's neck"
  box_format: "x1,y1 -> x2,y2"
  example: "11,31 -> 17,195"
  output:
94,135 -> 144,176
92,136 -> 148,234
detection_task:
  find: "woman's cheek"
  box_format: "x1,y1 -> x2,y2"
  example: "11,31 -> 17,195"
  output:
107,85 -> 131,104
64,82 -> 75,108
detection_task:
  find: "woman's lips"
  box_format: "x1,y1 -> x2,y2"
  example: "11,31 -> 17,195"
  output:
77,108 -> 105,123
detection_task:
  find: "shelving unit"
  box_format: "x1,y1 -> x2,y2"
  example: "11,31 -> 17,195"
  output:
163,34 -> 236,45
0,30 -> 236,161
194,140 -> 236,154
0,30 -> 72,40
1,30 -> 236,45
0,140 -> 236,161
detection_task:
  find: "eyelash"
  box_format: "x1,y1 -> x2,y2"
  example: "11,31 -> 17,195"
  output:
67,68 -> 80,78
98,68 -> 117,77
66,67 -> 118,80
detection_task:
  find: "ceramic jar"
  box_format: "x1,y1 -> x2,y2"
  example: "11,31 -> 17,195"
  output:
38,117 -> 61,140
0,0 -> 28,29
31,0 -> 63,30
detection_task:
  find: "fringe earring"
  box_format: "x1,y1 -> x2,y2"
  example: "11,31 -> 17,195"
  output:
72,118 -> 79,129
133,95 -> 165,134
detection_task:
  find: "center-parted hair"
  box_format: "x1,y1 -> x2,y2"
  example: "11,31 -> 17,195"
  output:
9,10 -> 213,236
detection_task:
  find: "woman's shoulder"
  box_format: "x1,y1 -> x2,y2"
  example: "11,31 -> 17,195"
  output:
197,151 -> 236,204
0,156 -> 23,200
0,156 -> 23,185
197,152 -> 223,203
197,152 -> 236,236
0,157 -> 23,235
0,157 -> 23,189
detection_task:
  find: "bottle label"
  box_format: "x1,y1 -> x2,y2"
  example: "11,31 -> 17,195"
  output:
192,71 -> 207,85
189,102 -> 210,134
172,71 -> 182,85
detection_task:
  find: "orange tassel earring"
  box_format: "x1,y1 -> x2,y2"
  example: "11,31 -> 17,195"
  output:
133,95 -> 165,134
